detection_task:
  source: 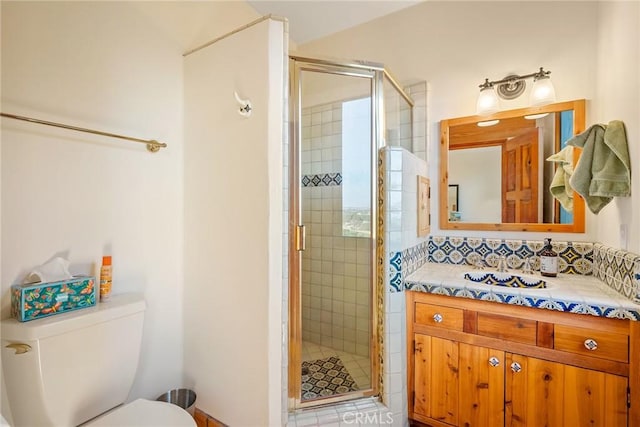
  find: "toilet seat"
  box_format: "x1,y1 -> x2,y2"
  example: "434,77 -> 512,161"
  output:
86,398 -> 196,426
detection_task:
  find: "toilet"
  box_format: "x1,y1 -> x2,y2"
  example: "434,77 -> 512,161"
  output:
1,293 -> 195,427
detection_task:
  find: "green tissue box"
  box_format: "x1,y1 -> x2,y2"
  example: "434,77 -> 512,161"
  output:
11,276 -> 96,322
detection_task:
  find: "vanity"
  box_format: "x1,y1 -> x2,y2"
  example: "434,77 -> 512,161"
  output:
404,98 -> 640,426
405,263 -> 640,426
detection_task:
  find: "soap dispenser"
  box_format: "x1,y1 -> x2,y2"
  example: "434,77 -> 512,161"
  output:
540,238 -> 558,277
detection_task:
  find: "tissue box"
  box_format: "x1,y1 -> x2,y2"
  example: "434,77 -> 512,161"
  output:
11,276 -> 96,322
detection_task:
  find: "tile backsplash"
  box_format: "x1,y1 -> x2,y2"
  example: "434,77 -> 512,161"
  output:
428,236 -> 594,275
594,243 -> 640,303
389,235 -> 640,305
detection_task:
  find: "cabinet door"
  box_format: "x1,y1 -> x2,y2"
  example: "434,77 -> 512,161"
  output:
413,335 -> 505,427
506,354 -> 629,427
563,365 -> 628,427
413,334 -> 459,425
506,354 -> 564,427
458,343 -> 505,427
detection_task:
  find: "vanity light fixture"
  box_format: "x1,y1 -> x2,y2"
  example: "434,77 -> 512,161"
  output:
529,69 -> 556,106
524,112 -> 550,120
477,119 -> 500,127
476,67 -> 556,116
476,80 -> 500,116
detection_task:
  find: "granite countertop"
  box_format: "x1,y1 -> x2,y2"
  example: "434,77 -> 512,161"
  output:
405,263 -> 640,321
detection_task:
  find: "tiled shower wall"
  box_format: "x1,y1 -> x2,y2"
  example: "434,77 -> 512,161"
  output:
382,145 -> 429,422
384,86 -> 412,152
384,82 -> 427,161
300,102 -> 371,357
406,83 -> 427,161
380,82 -> 428,427
290,81 -> 428,427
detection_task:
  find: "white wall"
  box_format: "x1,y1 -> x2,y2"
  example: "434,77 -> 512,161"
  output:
183,18 -> 284,426
0,1 -> 261,424
449,146 -> 502,223
1,1 -> 184,410
593,1 -> 640,253
400,149 -> 429,251
298,1 -> 600,241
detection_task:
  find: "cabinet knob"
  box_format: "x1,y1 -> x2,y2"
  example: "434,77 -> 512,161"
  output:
510,362 -> 522,373
489,356 -> 500,367
433,313 -> 443,323
584,338 -> 598,351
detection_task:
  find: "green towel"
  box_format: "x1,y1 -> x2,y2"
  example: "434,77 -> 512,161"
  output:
546,146 -> 574,211
567,120 -> 631,214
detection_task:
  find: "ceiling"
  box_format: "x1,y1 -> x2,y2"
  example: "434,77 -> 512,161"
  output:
246,1 -> 423,45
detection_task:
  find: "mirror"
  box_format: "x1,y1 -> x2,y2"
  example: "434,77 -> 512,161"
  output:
440,99 -> 586,232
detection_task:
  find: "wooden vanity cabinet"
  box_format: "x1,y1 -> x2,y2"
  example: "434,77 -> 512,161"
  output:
407,292 -> 639,427
505,354 -> 628,426
413,336 -> 505,426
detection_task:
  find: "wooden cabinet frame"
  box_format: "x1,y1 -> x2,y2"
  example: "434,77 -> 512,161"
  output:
439,99 -> 586,232
407,291 -> 640,426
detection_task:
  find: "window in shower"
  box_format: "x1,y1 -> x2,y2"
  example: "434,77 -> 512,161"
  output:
342,97 -> 372,238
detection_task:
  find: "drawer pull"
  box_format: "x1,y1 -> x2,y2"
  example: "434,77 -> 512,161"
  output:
433,313 -> 443,323
584,338 -> 598,351
510,362 -> 522,373
489,356 -> 500,367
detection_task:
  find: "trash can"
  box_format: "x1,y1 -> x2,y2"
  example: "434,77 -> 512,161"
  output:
156,388 -> 196,416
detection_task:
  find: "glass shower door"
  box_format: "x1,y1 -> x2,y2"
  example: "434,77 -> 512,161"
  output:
290,61 -> 377,407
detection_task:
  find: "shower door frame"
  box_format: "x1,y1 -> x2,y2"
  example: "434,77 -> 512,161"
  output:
288,56 -> 385,409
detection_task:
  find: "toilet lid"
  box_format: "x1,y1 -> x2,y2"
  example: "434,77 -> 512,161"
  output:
86,398 -> 196,427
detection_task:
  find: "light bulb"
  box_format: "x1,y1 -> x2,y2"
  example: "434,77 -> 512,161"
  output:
524,113 -> 549,120
477,119 -> 500,127
530,76 -> 556,107
476,86 -> 500,116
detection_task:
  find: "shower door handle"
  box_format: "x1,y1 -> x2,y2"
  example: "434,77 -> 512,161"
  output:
296,224 -> 306,251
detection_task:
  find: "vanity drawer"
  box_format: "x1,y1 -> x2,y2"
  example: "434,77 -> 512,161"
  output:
414,302 -> 463,331
554,325 -> 629,363
477,312 -> 537,345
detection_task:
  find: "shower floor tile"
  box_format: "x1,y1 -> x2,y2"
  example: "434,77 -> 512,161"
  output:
301,341 -> 371,390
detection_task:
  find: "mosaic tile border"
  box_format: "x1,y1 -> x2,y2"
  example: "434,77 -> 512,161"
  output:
302,173 -> 342,187
428,236 -> 594,275
389,252 -> 402,293
404,281 -> 640,321
594,243 -> 640,303
376,148 -> 385,401
388,241 -> 429,293
402,241 -> 429,277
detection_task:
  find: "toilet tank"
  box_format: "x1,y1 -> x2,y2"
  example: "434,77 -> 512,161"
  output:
1,293 -> 145,427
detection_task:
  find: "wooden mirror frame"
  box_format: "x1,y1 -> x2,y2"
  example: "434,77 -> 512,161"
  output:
439,99 -> 586,232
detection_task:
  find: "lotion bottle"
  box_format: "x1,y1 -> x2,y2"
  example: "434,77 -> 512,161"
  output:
99,256 -> 112,301
539,238 -> 558,277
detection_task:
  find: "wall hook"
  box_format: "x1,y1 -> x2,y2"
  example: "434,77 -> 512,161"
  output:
234,91 -> 252,117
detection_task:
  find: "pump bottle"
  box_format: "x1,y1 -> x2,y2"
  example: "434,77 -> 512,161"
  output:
540,238 -> 558,277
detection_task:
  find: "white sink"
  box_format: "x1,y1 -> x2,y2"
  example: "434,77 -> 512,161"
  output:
463,271 -> 547,289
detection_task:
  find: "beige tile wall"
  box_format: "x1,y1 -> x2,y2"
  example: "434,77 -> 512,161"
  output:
300,102 -> 371,357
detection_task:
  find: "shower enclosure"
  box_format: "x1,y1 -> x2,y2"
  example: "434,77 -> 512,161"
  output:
289,56 -> 413,408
